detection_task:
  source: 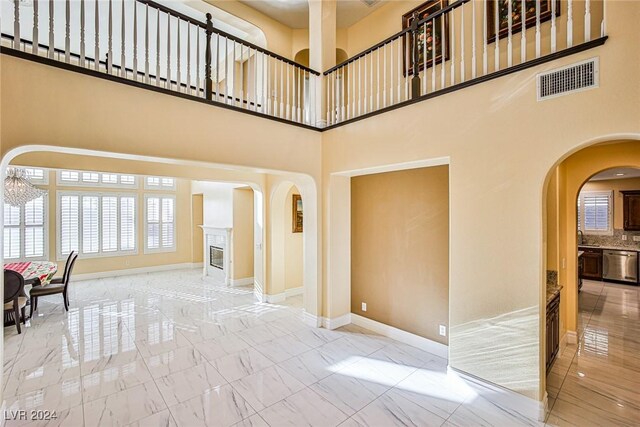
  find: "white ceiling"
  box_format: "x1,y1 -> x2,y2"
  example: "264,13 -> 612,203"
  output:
237,0 -> 386,30
589,167 -> 640,181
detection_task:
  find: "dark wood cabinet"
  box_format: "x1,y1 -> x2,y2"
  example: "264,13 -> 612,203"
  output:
622,191 -> 640,231
579,247 -> 602,280
546,293 -> 560,374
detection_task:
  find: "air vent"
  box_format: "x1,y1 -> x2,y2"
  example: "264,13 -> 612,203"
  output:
537,58 -> 599,101
361,0 -> 381,7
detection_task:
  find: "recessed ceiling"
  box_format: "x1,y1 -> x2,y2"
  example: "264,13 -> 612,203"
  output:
237,0 -> 386,30
589,167 -> 640,181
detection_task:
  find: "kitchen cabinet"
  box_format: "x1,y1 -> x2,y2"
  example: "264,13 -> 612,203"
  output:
622,191 -> 640,231
579,247 -> 603,280
546,293 -> 560,374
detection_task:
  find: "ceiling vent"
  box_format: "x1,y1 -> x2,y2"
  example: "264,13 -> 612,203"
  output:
361,0 -> 381,7
537,57 -> 599,101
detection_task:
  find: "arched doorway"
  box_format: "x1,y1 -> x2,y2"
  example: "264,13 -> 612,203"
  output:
543,139 -> 640,417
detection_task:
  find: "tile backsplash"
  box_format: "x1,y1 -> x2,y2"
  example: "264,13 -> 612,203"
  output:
582,228 -> 640,249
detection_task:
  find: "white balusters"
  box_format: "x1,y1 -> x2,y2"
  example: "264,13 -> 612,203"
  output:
155,9 -> 160,86
32,0 -> 38,55
507,0 -> 512,67
397,38 -> 402,102
432,18 -> 436,91
215,35 -> 220,100
535,0 -> 541,58
441,12 -> 447,88
383,43 -> 387,106
460,3 -> 465,83
95,0 -> 100,70
80,0 -> 86,66
49,0 -> 54,59
390,42 -> 394,105
422,22 -> 428,93
13,0 -> 20,50
166,14 -> 171,89
240,44 -> 245,106
121,0 -> 126,77
196,28 -> 200,95
521,0 -> 527,63
551,0 -> 557,53
471,0 -> 476,78
482,1 -> 487,75
494,0 -> 499,71
376,48 -> 381,110
108,0 -> 113,73
145,4 -> 150,83
451,8 -> 456,84
232,41 -> 237,106
133,2 -> 138,80
601,0 -> 607,37
585,0 -> 592,42
567,0 -> 574,48
187,23 -> 191,94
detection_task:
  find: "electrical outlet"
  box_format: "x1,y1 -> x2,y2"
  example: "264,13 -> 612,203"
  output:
361,302 -> 367,312
622,234 -> 628,241
634,236 -> 640,242
439,325 -> 447,337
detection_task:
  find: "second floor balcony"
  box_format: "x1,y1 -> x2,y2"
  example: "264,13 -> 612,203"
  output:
1,0 -> 608,130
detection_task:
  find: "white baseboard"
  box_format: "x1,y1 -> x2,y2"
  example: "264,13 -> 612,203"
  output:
284,286 -> 303,298
229,277 -> 254,287
303,311 -> 321,327
73,262 -> 202,281
566,330 -> 578,344
265,293 -> 286,303
321,313 -> 352,330
448,367 -> 546,422
351,313 -> 449,359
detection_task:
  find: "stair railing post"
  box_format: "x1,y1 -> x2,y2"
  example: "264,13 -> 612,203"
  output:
410,12 -> 421,99
205,13 -> 213,101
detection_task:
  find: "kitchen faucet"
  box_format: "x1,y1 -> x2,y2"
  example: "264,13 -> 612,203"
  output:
577,230 -> 584,245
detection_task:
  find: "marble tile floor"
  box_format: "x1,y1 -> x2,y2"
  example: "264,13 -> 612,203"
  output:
2,269 -> 545,427
545,279 -> 640,426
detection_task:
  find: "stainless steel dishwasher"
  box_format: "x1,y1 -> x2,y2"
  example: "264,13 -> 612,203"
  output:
602,250 -> 638,284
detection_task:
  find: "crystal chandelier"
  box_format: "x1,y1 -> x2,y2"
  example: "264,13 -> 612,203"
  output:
4,168 -> 46,207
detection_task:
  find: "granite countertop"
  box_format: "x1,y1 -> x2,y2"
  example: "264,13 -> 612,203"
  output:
579,245 -> 640,252
546,284 -> 562,305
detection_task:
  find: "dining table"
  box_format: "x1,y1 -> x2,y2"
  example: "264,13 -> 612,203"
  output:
4,261 -> 58,326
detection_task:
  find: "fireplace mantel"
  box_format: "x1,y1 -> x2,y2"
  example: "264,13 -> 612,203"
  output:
199,226 -> 232,284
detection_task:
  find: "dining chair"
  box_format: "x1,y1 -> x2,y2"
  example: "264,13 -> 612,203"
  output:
4,270 -> 27,334
48,251 -> 77,286
30,252 -> 78,316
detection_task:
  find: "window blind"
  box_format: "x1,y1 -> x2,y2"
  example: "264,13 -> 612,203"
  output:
3,195 -> 47,260
145,196 -> 175,251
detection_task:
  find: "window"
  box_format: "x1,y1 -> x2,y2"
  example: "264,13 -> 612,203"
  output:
57,170 -> 139,188
3,195 -> 47,260
23,167 -> 48,184
58,192 -> 137,259
145,176 -> 176,190
577,190 -> 613,235
145,195 -> 175,252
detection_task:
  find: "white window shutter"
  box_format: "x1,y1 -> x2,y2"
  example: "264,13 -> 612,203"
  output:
120,197 -> 136,251
60,195 -> 79,255
102,196 -> 118,252
82,196 -> 99,254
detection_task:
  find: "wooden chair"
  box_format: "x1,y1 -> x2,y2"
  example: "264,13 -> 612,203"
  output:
48,251 -> 77,286
30,252 -> 78,316
4,270 -> 27,334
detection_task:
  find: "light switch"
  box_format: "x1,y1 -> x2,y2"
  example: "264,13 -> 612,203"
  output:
439,325 -> 447,337
361,302 -> 367,312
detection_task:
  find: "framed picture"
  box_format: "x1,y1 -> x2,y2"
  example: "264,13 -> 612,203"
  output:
487,0 -> 561,43
292,194 -> 303,233
402,0 -> 450,75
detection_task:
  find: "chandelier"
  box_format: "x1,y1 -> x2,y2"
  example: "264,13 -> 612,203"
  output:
4,168 -> 46,207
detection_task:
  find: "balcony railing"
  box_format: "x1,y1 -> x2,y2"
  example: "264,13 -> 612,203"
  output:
323,0 -> 608,127
2,0 -> 321,127
2,1 -> 608,130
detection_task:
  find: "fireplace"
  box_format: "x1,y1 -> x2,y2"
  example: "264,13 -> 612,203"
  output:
210,246 -> 224,270
200,226 -> 232,284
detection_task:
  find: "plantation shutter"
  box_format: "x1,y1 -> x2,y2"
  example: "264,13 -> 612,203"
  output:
3,204 -> 21,259
82,196 -> 100,254
24,196 -> 45,258
161,198 -> 175,248
120,197 -> 136,251
583,193 -> 610,231
147,197 -> 160,249
60,195 -> 79,255
102,196 -> 118,252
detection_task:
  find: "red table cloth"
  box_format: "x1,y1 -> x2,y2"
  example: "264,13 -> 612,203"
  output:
4,261 -> 58,285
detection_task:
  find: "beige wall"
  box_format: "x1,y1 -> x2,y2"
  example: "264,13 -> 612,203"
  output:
285,185 -> 303,290
582,177 -> 640,230
192,194 -> 204,264
232,187 -> 255,280
351,166 -> 449,344
37,170 -> 192,275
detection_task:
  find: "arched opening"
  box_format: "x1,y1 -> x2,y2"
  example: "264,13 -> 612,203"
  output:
542,139 -> 640,409
268,181 -> 304,308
